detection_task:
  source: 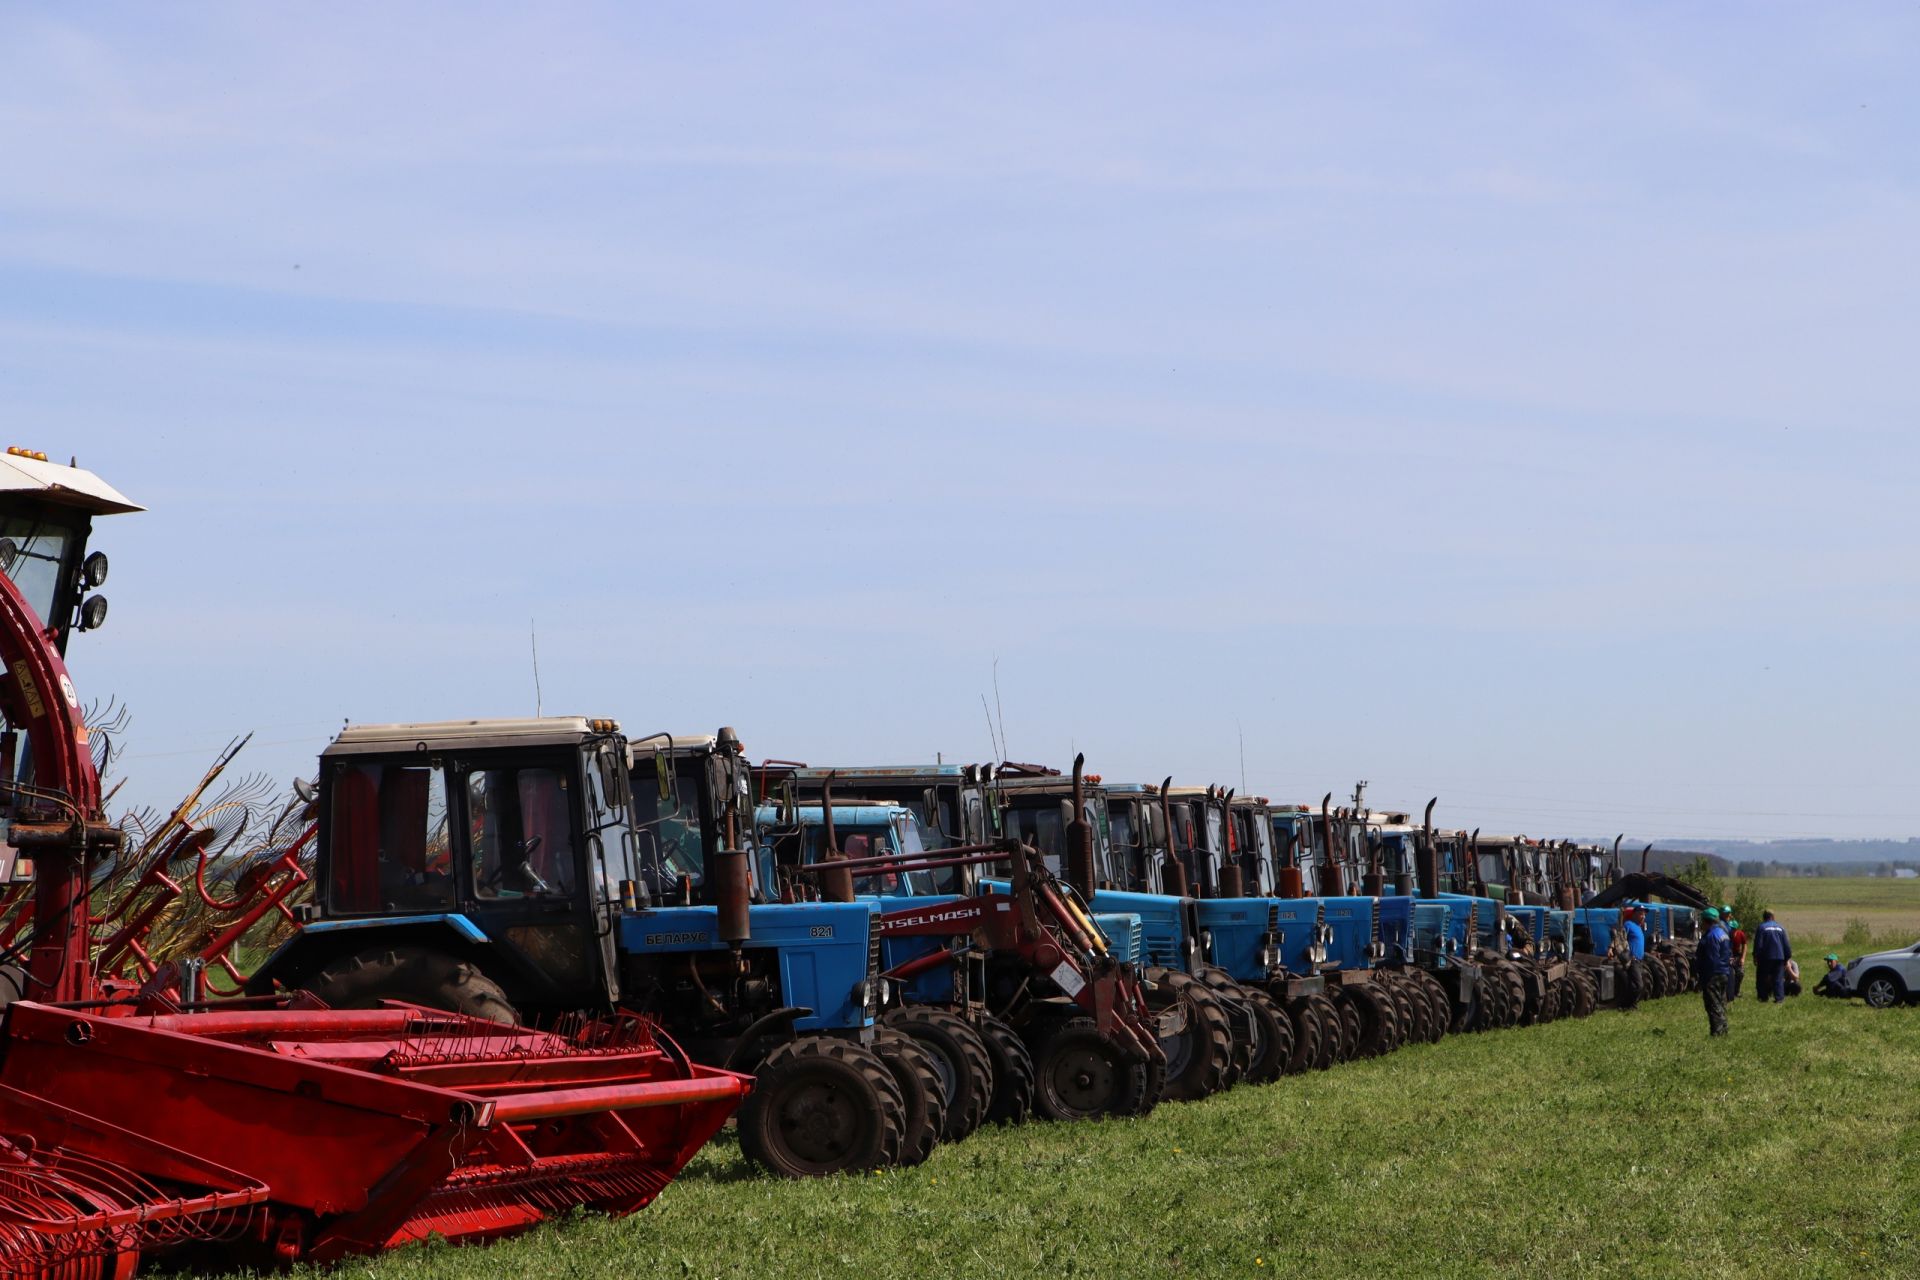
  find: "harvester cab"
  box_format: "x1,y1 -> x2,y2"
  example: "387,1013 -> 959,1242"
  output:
0,448 -> 136,658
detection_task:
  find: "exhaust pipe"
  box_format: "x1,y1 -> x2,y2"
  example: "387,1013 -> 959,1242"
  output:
1416,797 -> 1439,899
818,773 -> 854,903
1158,778 -> 1190,898
1066,754 -> 1096,901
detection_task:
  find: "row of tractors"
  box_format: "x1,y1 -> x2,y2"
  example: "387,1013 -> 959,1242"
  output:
0,455 -> 1709,1276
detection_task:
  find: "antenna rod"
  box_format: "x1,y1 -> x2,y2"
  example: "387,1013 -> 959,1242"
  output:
530,618 -> 543,717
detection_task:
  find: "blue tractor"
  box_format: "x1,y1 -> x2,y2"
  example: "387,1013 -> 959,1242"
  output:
751,790 -> 1168,1124
251,723 -> 918,1179
781,761 -> 1221,1109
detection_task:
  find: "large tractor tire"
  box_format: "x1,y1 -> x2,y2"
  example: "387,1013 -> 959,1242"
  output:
1411,972 -> 1450,1043
1024,1016 -> 1156,1121
739,1035 -> 906,1177
873,1030 -> 947,1167
302,946 -> 518,1023
1569,968 -> 1598,1018
1392,977 -> 1430,1045
1142,967 -> 1233,1101
1501,964 -> 1528,1028
1308,994 -> 1344,1069
1237,986 -> 1294,1084
1282,995 -> 1323,1074
1193,968 -> 1257,1086
972,1012 -> 1036,1126
1332,993 -> 1362,1061
880,1007 -> 992,1142
1641,957 -> 1668,1002
1335,983 -> 1399,1058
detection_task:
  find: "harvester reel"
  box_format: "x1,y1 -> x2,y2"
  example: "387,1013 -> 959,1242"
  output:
1141,966 -> 1233,1101
873,1030 -> 948,1167
739,1035 -> 906,1177
971,1012 -> 1036,1125
880,1007 -> 992,1141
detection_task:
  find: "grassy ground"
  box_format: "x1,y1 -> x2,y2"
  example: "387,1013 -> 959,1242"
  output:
1729,876 -> 1920,953
258,986 -> 1918,1280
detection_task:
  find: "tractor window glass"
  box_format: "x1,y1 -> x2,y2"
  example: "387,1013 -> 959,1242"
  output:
0,518 -> 71,628
467,766 -> 577,900
1006,804 -> 1066,874
631,761 -> 706,895
327,762 -> 452,913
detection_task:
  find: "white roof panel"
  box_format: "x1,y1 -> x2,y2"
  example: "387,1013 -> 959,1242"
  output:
0,454 -> 142,515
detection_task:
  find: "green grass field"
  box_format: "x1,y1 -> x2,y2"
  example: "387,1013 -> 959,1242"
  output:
1729,876 -> 1920,953
259,984 -> 1919,1280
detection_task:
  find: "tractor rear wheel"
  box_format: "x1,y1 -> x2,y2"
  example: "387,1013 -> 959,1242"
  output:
1569,968 -> 1597,1018
739,1035 -> 906,1177
1142,967 -> 1233,1101
879,1007 -> 991,1141
1641,957 -> 1668,1001
1238,987 -> 1293,1084
302,946 -> 518,1023
1025,1017 -> 1154,1121
873,1030 -> 947,1167
1393,978 -> 1429,1045
972,1013 -> 1036,1126
1411,972 -> 1449,1042
1336,983 -> 1398,1058
1332,993 -> 1362,1061
1282,995 -> 1321,1074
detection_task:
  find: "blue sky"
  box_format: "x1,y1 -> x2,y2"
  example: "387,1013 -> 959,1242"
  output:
2,4 -> 1915,840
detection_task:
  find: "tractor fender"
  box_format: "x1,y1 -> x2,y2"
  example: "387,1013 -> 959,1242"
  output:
723,1006 -> 816,1074
245,914 -> 493,996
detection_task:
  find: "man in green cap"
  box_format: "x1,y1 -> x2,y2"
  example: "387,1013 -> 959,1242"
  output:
1814,953 -> 1851,998
1695,908 -> 1731,1034
1727,917 -> 1748,999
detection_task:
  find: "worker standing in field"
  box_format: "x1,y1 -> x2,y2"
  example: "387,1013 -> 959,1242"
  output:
1695,908 -> 1731,1035
1727,917 -> 1748,1000
1753,910 -> 1792,1004
1620,906 -> 1647,1010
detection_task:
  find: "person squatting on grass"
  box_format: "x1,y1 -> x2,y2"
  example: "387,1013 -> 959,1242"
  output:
1696,908 -> 1732,1036
1753,911 -> 1792,1004
1814,953 -> 1850,998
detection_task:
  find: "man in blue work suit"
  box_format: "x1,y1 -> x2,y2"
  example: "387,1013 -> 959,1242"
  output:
1695,908 -> 1731,1035
1752,910 -> 1792,1004
1619,906 -> 1648,1010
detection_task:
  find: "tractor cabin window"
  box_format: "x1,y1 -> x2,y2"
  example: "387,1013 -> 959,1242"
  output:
328,761 -> 453,913
465,765 -> 578,900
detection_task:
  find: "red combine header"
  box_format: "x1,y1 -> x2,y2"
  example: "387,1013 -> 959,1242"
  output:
0,453 -> 747,1278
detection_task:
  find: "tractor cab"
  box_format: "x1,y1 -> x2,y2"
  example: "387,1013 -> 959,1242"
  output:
783,762 -> 999,892
754,801 -> 937,900
254,716 -> 639,1013
1226,796 -> 1278,897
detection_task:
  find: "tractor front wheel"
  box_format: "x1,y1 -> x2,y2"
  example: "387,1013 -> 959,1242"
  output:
879,1007 -> 992,1141
1142,967 -> 1233,1101
1024,1016 -> 1153,1121
738,1035 -> 906,1177
972,1012 -> 1036,1126
872,1030 -> 947,1167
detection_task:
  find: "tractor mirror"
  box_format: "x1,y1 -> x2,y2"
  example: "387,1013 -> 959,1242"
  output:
653,753 -> 673,805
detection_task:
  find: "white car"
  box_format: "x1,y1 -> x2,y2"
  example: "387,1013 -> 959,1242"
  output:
1844,941 -> 1920,1009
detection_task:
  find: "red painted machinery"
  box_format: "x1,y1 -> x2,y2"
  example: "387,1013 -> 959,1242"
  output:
0,457 -> 748,1277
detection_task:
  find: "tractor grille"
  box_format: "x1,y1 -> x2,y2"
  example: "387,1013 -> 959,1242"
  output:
867,924 -> 883,977
1267,902 -> 1280,934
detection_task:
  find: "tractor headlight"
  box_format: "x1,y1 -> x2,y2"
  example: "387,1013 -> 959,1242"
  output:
81,551 -> 109,588
78,595 -> 108,631
1309,942 -> 1327,965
